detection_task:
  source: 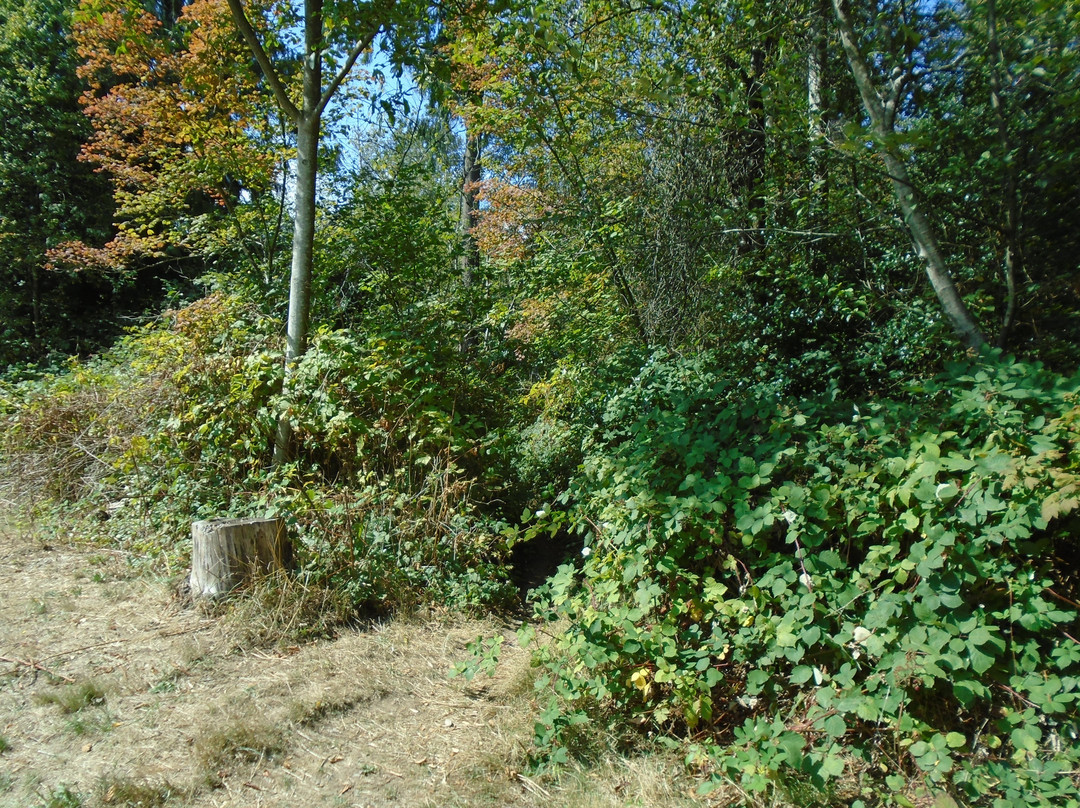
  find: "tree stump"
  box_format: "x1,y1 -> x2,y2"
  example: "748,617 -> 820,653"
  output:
189,517 -> 290,599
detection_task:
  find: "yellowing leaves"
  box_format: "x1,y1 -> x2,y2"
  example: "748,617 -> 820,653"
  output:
52,0 -> 282,271
628,668 -> 653,700
1042,479 -> 1080,523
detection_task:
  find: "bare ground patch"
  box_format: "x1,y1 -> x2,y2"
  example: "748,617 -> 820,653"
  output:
0,519 -> 706,808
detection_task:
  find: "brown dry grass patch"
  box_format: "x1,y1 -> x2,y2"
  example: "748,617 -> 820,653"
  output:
0,519 -> 713,808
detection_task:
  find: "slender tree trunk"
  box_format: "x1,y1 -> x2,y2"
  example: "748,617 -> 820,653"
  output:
29,262 -> 41,351
225,0 -> 390,462
987,0 -> 1022,348
832,0 -> 986,350
807,0 -> 828,202
806,0 -> 829,272
272,118 -> 320,463
458,115 -> 482,288
457,116 -> 482,356
272,3 -> 324,465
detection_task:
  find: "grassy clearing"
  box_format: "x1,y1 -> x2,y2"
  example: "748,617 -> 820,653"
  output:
0,525 -> 723,808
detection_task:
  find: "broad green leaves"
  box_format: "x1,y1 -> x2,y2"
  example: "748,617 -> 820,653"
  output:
527,351 -> 1080,804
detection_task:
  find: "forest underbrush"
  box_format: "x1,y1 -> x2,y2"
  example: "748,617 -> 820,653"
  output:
4,297 -> 1080,807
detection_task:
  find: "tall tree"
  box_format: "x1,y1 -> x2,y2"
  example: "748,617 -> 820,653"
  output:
57,0 -> 282,278
224,0 -> 400,462
0,0 -> 112,363
831,0 -> 986,349
457,103 -> 482,289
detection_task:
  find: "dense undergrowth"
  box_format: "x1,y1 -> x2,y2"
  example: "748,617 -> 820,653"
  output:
516,351 -> 1080,806
0,292 -> 518,618
3,294 -> 1080,806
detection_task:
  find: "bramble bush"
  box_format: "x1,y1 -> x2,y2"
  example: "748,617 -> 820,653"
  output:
519,351 -> 1080,805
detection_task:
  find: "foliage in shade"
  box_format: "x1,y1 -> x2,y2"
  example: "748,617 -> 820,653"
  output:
0,0 -> 118,364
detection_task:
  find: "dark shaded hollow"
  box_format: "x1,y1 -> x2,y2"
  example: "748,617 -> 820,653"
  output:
508,528 -> 584,596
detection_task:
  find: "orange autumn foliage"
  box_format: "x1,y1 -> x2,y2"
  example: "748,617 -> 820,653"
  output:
472,178 -> 549,266
48,0 -> 281,271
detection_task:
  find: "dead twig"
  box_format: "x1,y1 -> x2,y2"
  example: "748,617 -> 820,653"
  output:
0,655 -> 76,682
517,773 -> 551,798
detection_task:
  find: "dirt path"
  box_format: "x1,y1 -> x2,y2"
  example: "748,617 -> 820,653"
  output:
0,520 -> 547,808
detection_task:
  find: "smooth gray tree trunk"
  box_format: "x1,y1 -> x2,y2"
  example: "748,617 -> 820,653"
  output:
806,0 -> 829,274
807,0 -> 828,201
272,0 -> 324,464
832,0 -> 987,350
226,0 -> 386,464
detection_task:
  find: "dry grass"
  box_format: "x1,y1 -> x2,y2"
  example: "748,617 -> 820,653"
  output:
95,774 -> 178,807
212,569 -> 355,649
0,525 -> 720,808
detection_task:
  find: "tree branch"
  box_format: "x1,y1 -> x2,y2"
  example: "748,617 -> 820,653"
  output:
832,0 -> 986,349
315,11 -> 391,120
225,0 -> 301,122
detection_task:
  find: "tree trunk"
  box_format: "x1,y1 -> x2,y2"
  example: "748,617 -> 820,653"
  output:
831,0 -> 987,350
272,2 -> 324,465
807,0 -> 828,205
458,115 -> 482,288
189,517 -> 291,598
806,0 -> 829,273
223,0 -> 389,462
987,0 -> 1022,348
273,117 -> 320,464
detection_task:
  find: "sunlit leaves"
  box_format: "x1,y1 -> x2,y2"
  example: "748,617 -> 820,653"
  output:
528,351 -> 1080,803
50,0 -> 283,272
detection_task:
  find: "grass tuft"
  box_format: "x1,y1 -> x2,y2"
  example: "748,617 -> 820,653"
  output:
96,774 -> 177,807
195,715 -> 286,773
34,680 -> 106,714
38,784 -> 82,808
217,569 -> 354,648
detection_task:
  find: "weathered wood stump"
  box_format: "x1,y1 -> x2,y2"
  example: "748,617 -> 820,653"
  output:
189,517 -> 290,599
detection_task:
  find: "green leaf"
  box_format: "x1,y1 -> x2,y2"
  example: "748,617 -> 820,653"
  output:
822,713 -> 846,738
969,646 -> 995,675
790,665 -> 814,685
818,752 -> 845,778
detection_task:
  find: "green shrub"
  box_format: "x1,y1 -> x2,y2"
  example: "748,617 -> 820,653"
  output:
524,350 -> 1080,805
1,294 -> 516,616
